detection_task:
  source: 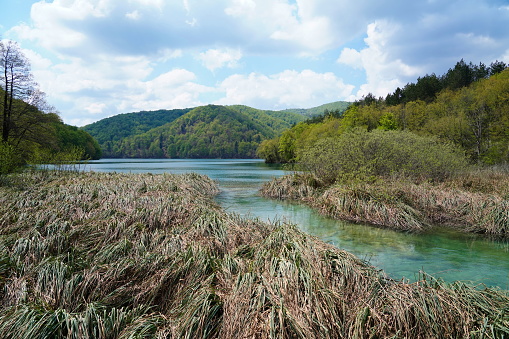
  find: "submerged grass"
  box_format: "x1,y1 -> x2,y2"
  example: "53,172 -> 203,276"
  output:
261,169 -> 509,236
0,170 -> 508,338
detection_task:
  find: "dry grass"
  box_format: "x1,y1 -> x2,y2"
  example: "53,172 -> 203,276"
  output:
261,170 -> 509,236
0,170 -> 508,338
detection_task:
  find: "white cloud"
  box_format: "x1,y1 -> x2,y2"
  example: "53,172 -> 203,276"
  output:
456,32 -> 496,48
337,48 -> 362,70
215,69 -> 354,109
338,21 -> 422,99
20,48 -> 52,70
25,51 -> 212,125
224,0 -> 256,17
503,49 -> 509,62
197,48 -> 242,71
85,102 -> 108,114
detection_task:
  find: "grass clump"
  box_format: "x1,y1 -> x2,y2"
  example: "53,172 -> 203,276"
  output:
0,171 -> 508,338
262,167 -> 509,236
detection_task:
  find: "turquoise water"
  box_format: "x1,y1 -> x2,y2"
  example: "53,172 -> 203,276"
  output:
85,159 -> 509,289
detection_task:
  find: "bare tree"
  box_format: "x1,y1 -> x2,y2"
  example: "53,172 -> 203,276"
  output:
1,40 -> 34,142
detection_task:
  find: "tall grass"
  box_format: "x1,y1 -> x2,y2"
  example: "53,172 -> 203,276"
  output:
0,171 -> 508,338
261,170 -> 509,236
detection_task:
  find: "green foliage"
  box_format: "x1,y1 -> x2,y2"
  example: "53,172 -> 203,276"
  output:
83,105 -> 308,159
0,142 -> 23,174
281,101 -> 350,117
256,138 -> 281,163
385,59 -> 507,105
103,105 -> 306,159
0,90 -> 100,168
227,105 -> 306,132
82,108 -> 192,157
298,129 -> 468,185
377,111 -> 399,130
260,67 -> 509,166
259,112 -> 347,164
53,123 -> 101,160
28,146 -> 87,172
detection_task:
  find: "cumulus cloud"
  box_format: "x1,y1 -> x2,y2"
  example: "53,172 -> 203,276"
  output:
27,52 -> 212,125
13,0 -> 338,58
215,69 -> 354,109
338,20 -> 422,99
197,48 -> 242,71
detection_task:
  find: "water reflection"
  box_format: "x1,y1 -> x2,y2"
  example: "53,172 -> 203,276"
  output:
86,159 -> 509,288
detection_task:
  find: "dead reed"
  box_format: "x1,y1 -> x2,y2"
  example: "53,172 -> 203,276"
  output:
261,171 -> 509,236
0,171 -> 508,338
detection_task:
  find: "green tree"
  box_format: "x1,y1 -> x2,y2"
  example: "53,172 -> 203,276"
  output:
257,138 -> 281,163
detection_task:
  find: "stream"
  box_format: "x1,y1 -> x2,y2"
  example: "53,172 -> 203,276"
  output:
85,158 -> 509,289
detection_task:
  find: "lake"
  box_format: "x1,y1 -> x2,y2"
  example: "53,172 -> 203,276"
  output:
85,158 -> 509,289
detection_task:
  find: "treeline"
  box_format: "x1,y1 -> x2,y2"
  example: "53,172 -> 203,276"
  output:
384,59 -> 507,105
1,40 -> 100,174
259,61 -> 509,237
82,102 -> 350,159
258,60 -> 509,167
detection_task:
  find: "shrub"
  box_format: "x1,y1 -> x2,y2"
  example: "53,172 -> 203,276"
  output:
298,128 -> 468,185
0,142 -> 23,175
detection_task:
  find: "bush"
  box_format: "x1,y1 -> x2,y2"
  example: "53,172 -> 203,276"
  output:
298,128 -> 468,185
0,142 -> 24,174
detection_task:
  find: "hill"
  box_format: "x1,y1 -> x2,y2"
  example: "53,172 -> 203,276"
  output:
83,103 -> 350,159
0,87 -> 101,174
81,108 -> 193,154
110,105 -> 305,158
282,101 -> 351,116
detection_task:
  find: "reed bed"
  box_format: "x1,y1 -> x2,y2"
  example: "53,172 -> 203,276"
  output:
0,171 -> 508,338
261,172 -> 509,236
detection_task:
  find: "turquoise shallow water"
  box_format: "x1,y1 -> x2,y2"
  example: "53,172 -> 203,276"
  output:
85,158 -> 509,289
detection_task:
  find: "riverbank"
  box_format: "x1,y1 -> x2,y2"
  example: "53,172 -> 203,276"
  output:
1,171 -> 508,338
260,168 -> 509,237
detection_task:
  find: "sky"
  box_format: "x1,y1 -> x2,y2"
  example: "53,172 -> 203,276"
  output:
1,0 -> 509,127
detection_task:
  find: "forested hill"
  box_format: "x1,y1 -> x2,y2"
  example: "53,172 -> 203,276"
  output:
82,102 -> 349,158
282,101 -> 351,116
82,108 -> 193,147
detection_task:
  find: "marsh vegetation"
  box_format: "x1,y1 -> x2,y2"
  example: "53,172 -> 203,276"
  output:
261,165 -> 509,237
0,171 -> 508,338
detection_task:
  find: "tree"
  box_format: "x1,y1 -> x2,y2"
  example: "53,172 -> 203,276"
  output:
442,59 -> 474,90
489,60 -> 507,76
1,40 -> 34,142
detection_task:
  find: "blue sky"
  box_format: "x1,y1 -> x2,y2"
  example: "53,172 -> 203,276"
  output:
1,0 -> 508,126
